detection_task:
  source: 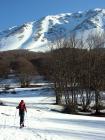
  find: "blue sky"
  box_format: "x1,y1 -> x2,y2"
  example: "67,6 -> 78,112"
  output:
0,0 -> 105,31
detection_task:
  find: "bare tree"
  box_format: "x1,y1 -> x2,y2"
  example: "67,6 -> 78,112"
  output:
15,57 -> 37,87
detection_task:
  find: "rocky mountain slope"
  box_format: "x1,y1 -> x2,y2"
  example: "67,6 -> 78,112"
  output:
0,8 -> 105,52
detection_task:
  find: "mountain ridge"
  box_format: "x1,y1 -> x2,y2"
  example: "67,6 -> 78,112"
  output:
0,8 -> 105,52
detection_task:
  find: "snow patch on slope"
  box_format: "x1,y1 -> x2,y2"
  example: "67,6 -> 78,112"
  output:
0,24 -> 33,51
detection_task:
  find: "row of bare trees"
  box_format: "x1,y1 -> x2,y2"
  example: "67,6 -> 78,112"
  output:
0,32 -> 105,114
0,50 -> 41,87
44,32 -> 105,114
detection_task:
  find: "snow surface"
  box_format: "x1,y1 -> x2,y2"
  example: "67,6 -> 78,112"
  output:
0,8 -> 105,52
0,84 -> 105,140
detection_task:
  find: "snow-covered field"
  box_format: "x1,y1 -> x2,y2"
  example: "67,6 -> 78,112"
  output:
0,85 -> 105,140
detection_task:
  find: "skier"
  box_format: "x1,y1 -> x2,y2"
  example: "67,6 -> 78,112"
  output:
16,100 -> 27,128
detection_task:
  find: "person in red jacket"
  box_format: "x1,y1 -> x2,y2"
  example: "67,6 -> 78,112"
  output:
16,100 -> 27,128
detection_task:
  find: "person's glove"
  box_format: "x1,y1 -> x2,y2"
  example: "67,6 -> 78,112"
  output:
16,106 -> 19,109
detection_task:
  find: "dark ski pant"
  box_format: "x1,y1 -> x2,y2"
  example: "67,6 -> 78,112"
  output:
19,110 -> 25,126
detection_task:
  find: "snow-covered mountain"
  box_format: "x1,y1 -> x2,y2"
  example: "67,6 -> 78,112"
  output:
0,8 -> 105,52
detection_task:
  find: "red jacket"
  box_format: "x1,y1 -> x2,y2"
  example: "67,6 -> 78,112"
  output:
17,100 -> 27,112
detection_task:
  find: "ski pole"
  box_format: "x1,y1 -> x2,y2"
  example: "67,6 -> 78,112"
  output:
25,111 -> 28,127
4,115 -> 6,128
14,109 -> 17,125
